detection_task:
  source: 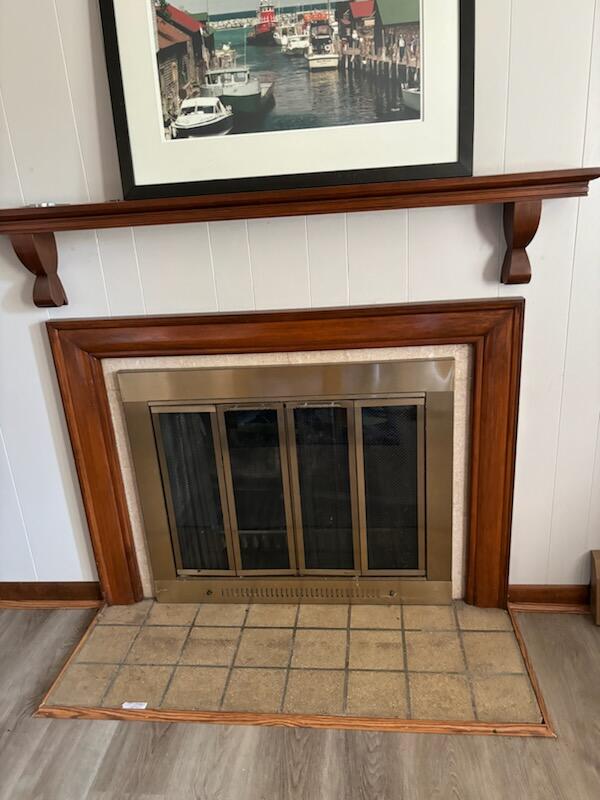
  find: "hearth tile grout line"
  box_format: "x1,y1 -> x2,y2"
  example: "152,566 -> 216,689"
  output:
278,604 -> 301,713
400,604 -> 412,719
217,605 -> 250,711
342,604 -> 352,713
453,602 -> 479,721
70,660 -> 532,678
96,613 -> 150,708
157,614 -> 197,708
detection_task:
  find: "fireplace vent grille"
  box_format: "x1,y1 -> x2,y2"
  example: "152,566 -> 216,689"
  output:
218,584 -> 385,601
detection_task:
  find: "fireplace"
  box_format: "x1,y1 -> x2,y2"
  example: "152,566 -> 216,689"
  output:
46,299 -> 524,608
120,360 -> 453,604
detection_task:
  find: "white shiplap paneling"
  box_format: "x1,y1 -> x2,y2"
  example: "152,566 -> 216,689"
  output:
306,214 -> 349,308
472,0 -> 512,174
47,231 -> 111,320
247,216 -> 311,309
503,199 -> 580,584
53,0 -> 122,201
208,220 -> 255,312
347,210 -> 408,305
96,228 -> 146,317
133,223 -> 218,315
0,427 -> 36,581
504,0 -> 596,171
407,205 -> 501,301
0,238 -> 96,580
547,0 -> 600,582
0,0 -> 88,202
0,89 -> 24,207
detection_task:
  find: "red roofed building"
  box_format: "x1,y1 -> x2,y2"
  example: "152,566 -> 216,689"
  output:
349,1 -> 375,19
153,2 -> 210,125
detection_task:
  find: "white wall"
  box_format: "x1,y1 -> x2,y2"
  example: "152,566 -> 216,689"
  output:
0,0 -> 598,586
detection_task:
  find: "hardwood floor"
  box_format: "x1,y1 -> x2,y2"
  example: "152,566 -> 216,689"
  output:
0,608 -> 598,799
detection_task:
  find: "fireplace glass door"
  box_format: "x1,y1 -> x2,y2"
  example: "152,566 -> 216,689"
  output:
219,406 -> 295,574
152,398 -> 425,579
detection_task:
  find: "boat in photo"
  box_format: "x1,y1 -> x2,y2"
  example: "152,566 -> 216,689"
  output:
247,0 -> 277,46
281,33 -> 310,56
402,87 -> 421,113
305,21 -> 340,71
170,97 -> 233,138
200,67 -> 274,115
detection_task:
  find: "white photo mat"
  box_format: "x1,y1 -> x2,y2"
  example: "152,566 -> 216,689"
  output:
112,0 -> 459,188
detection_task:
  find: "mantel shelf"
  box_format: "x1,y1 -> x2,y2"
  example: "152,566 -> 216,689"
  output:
1,168 -> 599,307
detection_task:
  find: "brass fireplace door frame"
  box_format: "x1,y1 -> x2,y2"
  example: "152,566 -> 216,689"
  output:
120,359 -> 454,604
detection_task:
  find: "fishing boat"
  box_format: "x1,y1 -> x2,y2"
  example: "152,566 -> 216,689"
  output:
170,98 -> 233,138
247,0 -> 277,46
200,67 -> 274,115
402,87 -> 421,113
304,21 -> 340,71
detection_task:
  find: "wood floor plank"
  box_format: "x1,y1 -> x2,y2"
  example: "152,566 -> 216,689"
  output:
0,609 -> 599,799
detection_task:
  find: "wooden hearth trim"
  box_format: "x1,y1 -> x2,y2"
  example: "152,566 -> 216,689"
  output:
47,299 -> 524,608
2,168 -> 599,305
35,603 -> 554,737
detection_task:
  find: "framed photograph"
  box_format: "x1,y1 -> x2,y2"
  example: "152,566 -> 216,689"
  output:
100,0 -> 474,199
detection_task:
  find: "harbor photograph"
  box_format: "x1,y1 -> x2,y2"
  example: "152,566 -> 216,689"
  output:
153,0 -> 422,139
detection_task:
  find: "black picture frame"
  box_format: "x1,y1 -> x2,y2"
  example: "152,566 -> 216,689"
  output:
99,0 -> 475,200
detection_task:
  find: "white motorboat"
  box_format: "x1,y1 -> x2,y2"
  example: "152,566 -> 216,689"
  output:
171,97 -> 233,138
200,67 -> 274,114
402,87 -> 421,113
282,33 -> 310,55
305,21 -> 339,71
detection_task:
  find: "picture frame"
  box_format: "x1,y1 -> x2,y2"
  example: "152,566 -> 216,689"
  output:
99,0 -> 474,200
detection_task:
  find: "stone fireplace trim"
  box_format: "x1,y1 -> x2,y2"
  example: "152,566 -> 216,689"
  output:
47,298 -> 525,609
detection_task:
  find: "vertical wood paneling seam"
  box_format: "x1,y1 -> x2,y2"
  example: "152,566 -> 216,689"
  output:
580,0 -> 598,165
545,197 -> 582,581
0,426 -> 38,579
129,228 -> 148,315
205,223 -> 220,311
93,231 -> 112,316
51,0 -> 91,201
0,87 -> 25,204
585,412 -> 600,551
244,220 -> 257,310
303,217 -> 312,307
343,213 -> 350,304
502,0 -> 514,171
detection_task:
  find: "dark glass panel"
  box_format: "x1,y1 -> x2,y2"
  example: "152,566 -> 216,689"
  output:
225,408 -> 290,570
158,412 -> 228,571
293,406 -> 354,570
361,405 -> 419,570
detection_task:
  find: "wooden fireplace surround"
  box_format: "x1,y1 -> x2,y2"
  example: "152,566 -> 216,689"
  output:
47,298 -> 524,609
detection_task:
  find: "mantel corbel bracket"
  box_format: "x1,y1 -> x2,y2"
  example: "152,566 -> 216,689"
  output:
10,231 -> 68,307
500,200 -> 543,284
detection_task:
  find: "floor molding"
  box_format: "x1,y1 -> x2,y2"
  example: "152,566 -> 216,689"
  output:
0,582 -> 103,608
508,584 -> 590,614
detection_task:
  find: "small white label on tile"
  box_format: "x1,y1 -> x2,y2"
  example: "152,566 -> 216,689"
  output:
121,701 -> 148,709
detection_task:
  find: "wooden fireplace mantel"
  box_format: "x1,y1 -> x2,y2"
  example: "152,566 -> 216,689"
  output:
47,299 -> 524,609
2,168 -> 599,307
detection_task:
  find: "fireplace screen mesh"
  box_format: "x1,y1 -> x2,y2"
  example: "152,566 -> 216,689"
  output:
157,412 -> 228,572
153,399 -> 423,578
360,405 -> 419,570
292,406 -> 355,571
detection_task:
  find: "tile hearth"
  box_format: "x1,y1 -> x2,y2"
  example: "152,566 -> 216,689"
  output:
44,601 -> 542,724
